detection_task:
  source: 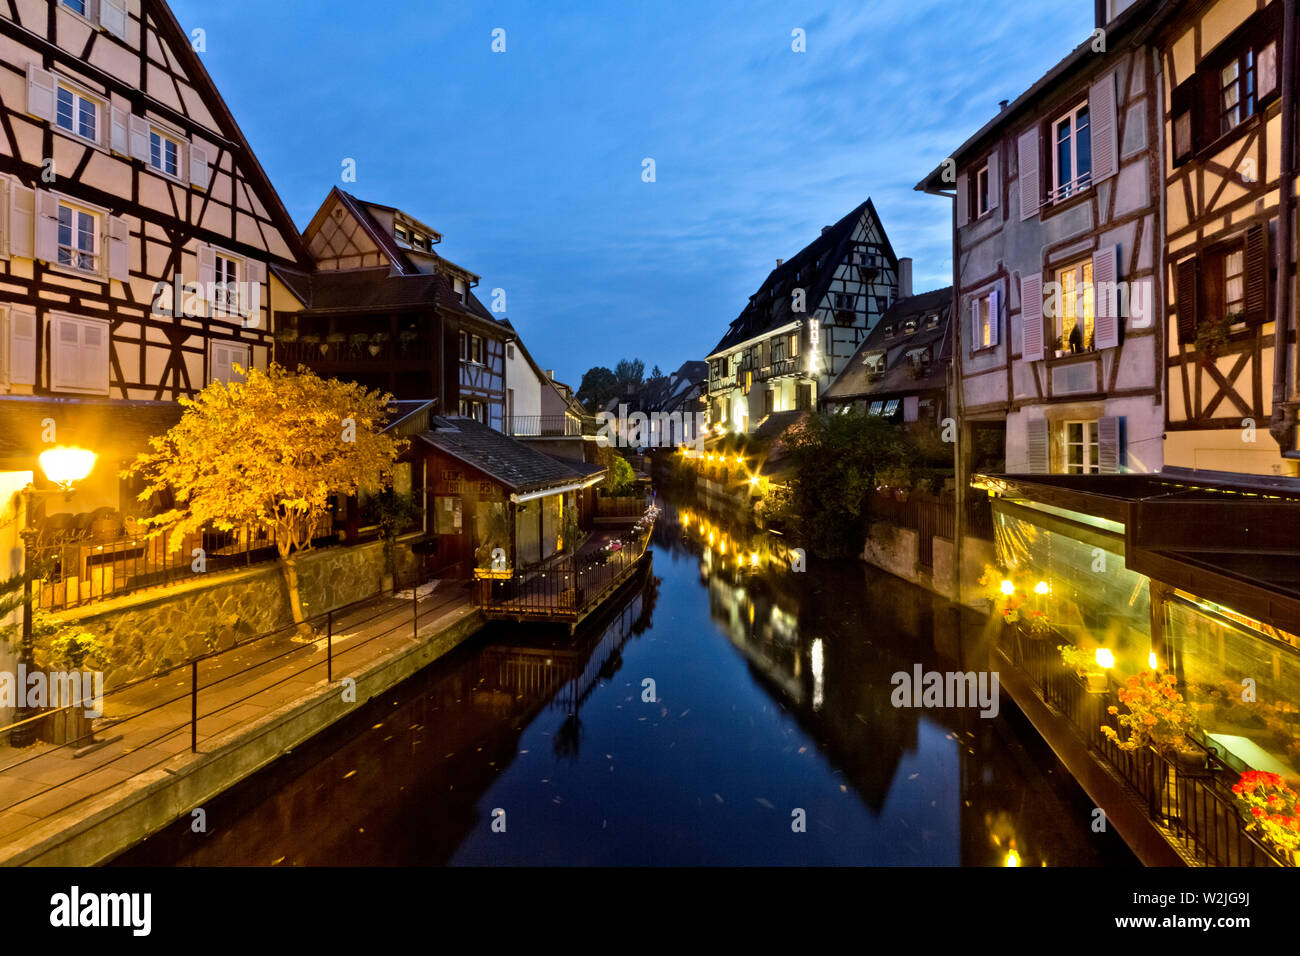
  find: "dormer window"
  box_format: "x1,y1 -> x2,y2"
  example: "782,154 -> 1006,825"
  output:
883,324 -> 896,339
412,233 -> 427,251
395,226 -> 409,246
924,312 -> 939,329
903,318 -> 918,334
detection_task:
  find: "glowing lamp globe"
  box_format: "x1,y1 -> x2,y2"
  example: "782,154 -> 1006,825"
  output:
999,579 -> 1015,596
1095,648 -> 1116,670
39,446 -> 96,491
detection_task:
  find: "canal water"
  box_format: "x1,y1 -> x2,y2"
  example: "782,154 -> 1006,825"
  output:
114,492 -> 1136,866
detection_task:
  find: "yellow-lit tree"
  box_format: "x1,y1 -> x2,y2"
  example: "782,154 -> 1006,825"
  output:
125,364 -> 408,630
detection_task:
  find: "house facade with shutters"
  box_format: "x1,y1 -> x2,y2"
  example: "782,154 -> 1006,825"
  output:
273,188 -> 512,429
917,0 -> 1166,477
1156,0 -> 1299,478
0,0 -> 308,573
0,0 -> 306,411
704,199 -> 902,435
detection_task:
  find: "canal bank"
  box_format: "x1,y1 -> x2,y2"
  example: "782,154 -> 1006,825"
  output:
0,581 -> 483,867
115,492 -> 1135,866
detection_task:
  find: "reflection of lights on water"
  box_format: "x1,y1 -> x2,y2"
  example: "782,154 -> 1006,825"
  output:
1095,648 -> 1115,669
750,552 -> 759,568
1034,580 -> 1049,595
1000,579 -> 1015,595
811,638 -> 824,712
1148,651 -> 1158,670
1004,850 -> 1020,867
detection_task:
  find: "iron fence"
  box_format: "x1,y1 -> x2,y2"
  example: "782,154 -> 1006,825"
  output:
1007,627 -> 1287,867
474,523 -> 653,620
0,568 -> 467,849
31,514 -> 336,612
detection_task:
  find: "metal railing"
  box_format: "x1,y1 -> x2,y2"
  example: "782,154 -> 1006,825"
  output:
1008,630 -> 1288,867
473,520 -> 653,621
31,515 -> 337,612
0,568 -> 468,847
275,335 -> 433,367
596,495 -> 647,519
506,414 -> 588,437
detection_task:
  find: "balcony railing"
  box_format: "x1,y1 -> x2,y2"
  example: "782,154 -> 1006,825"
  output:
506,415 -> 595,437
1008,631 -> 1289,867
756,358 -> 800,381
275,334 -> 433,368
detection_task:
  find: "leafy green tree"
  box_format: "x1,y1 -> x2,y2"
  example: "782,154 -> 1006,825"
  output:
576,366 -> 619,412
125,364 -> 407,629
783,411 -> 917,557
614,358 -> 645,390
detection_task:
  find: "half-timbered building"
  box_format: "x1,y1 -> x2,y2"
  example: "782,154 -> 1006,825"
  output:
704,199 -> 902,434
917,0 -> 1165,476
1156,0 -> 1298,477
0,0 -> 309,584
273,188 -> 511,428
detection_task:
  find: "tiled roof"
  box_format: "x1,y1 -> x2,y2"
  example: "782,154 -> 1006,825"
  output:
0,397 -> 183,469
417,416 -> 592,493
822,287 -> 953,401
707,199 -> 896,357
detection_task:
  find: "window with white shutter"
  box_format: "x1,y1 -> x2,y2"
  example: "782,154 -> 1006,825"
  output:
8,182 -> 34,260
210,341 -> 249,385
108,216 -> 129,282
6,306 -> 37,387
189,143 -> 211,191
1089,72 -> 1118,185
1026,418 -> 1049,474
1021,274 -> 1045,362
50,313 -> 110,395
1018,127 -> 1040,221
98,0 -> 129,40
26,64 -> 56,123
1092,244 -> 1121,349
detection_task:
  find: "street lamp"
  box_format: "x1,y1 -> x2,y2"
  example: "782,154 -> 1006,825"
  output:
9,446 -> 96,747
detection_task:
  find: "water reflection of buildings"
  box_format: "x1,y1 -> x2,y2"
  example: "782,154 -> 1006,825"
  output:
665,495 -> 1123,867
113,565 -> 659,867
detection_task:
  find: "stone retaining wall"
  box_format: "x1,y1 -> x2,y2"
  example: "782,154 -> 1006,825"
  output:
57,536 -> 420,686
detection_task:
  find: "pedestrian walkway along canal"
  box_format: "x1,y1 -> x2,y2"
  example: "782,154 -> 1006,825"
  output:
115,492 -> 1136,866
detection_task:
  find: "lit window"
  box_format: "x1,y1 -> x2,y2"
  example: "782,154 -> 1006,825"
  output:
1055,260 -> 1095,353
149,130 -> 180,177
57,202 -> 98,272
1051,103 -> 1091,201
974,293 -> 995,349
56,84 -> 98,142
1063,420 -> 1100,474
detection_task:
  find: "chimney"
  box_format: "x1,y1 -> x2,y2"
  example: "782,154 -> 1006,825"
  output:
999,99 -> 1009,111
821,226 -> 831,235
898,257 -> 913,299
776,258 -> 784,268
546,369 -> 555,380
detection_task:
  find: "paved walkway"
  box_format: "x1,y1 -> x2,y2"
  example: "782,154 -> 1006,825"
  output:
0,579 -> 474,853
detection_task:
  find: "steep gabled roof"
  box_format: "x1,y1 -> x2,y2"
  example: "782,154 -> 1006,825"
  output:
149,1 -> 311,265
708,199 -> 897,357
823,287 -> 952,400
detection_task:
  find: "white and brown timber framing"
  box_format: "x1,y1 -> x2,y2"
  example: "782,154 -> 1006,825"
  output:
917,0 -> 1167,474
1156,0 -> 1297,476
0,0 -> 309,405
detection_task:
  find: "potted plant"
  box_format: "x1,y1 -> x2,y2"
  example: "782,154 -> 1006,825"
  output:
1194,313 -> 1237,362
373,489 -> 420,591
1231,771 -> 1300,864
1059,643 -> 1108,692
299,332 -> 323,355
1100,670 -> 1203,766
369,331 -> 390,357
16,614 -> 110,747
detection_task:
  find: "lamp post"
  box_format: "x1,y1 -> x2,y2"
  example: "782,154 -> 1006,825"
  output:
9,446 -> 96,748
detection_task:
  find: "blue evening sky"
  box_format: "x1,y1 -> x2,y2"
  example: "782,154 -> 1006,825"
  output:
170,0 -> 1095,387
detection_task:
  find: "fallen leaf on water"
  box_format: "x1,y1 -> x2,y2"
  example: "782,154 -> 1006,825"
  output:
713,793 -> 724,804
908,773 -> 918,780
519,750 -> 529,754
755,797 -> 775,809
680,709 -> 690,717
343,770 -> 357,779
